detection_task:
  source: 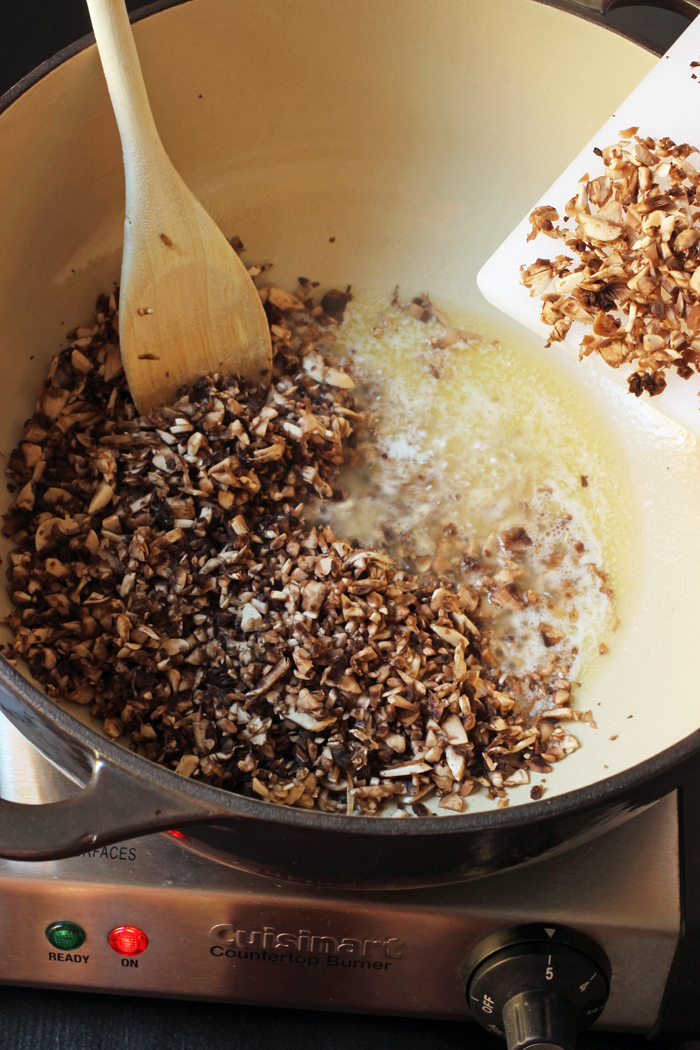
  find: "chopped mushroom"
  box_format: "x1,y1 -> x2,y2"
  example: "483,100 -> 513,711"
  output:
1,279 -> 590,816
539,622 -> 567,648
522,132 -> 700,398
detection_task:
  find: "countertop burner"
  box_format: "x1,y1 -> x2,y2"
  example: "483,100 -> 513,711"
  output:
0,711 -> 688,1038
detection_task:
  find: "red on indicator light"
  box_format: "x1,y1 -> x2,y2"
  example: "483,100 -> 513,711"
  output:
167,829 -> 190,841
108,925 -> 148,956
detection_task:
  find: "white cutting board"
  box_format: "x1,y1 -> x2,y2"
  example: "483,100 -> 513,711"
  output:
477,15 -> 700,438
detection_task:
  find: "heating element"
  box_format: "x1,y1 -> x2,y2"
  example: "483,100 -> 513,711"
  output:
0,711 -> 683,1033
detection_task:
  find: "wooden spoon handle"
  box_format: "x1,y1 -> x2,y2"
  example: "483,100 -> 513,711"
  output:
85,0 -> 163,166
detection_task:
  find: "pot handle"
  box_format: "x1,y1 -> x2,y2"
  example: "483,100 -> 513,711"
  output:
0,752 -> 226,861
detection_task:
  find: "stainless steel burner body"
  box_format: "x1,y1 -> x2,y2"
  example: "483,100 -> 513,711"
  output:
0,713 -> 680,1032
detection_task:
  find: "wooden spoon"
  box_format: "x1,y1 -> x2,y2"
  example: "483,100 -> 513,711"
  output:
85,0 -> 272,414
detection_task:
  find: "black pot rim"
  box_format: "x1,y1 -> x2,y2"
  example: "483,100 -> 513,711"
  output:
0,0 -> 662,120
0,0 -> 688,844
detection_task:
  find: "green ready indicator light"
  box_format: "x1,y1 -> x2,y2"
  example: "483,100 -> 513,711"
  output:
46,921 -> 86,951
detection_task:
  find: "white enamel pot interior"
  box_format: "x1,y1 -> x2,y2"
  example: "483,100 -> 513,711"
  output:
0,0 -> 697,824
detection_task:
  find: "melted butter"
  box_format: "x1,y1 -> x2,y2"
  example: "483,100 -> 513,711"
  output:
319,292 -> 638,685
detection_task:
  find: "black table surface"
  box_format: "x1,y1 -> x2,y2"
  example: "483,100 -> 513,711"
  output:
0,984 -> 697,1050
1,1 -> 699,1047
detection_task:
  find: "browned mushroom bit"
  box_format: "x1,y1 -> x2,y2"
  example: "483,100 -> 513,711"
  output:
521,131 -> 700,397
2,286 -> 581,815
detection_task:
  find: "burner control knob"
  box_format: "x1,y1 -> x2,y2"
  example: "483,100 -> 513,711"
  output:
466,924 -> 611,1049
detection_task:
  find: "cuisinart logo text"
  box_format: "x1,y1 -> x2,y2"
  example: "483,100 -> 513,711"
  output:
209,924 -> 404,970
